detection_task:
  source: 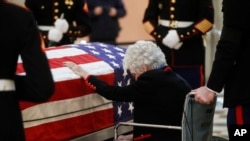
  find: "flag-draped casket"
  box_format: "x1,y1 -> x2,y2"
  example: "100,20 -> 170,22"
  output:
17,43 -> 134,141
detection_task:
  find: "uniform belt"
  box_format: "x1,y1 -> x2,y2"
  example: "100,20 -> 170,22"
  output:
38,25 -> 54,31
0,79 -> 15,91
159,20 -> 193,28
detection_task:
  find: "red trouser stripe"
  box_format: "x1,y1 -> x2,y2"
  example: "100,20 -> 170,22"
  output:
235,105 -> 244,125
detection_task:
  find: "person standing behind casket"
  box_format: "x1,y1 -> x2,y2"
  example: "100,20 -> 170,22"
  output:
86,0 -> 126,45
142,0 -> 214,89
25,0 -> 91,47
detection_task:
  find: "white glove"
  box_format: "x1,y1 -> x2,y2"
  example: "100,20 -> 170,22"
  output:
48,28 -> 63,42
173,42 -> 183,50
54,18 -> 69,33
162,30 -> 180,49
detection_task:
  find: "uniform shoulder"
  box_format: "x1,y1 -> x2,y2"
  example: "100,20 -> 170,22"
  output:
1,2 -> 30,14
0,2 -> 33,21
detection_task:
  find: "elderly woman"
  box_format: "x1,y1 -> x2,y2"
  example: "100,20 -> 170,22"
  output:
64,40 -> 191,141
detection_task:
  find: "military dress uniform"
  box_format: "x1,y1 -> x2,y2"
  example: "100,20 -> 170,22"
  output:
143,0 -> 214,88
0,1 -> 54,140
25,0 -> 91,47
205,1 -> 250,140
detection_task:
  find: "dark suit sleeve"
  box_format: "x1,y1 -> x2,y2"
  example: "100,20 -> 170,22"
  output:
206,26 -> 241,93
86,71 -> 161,102
15,10 -> 55,102
68,0 -> 91,37
86,75 -> 137,102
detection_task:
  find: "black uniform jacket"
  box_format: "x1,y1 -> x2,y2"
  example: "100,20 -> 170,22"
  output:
86,0 -> 126,41
86,66 -> 191,141
0,2 -> 54,140
207,1 -> 250,108
143,0 -> 214,66
25,0 -> 91,46
0,2 -> 54,101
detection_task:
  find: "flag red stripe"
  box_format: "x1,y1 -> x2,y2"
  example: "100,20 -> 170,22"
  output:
18,45 -> 116,140
48,54 -> 101,69
16,53 -> 101,74
19,72 -> 114,110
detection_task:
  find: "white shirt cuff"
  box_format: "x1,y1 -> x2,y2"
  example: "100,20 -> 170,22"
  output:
206,86 -> 219,95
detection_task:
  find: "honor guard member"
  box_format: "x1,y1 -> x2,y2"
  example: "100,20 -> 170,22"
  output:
143,0 -> 214,89
25,0 -> 91,47
0,1 -> 55,140
193,1 -> 250,140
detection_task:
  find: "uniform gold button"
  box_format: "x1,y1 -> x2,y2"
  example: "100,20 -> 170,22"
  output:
186,32 -> 190,35
54,2 -> 59,6
54,16 -> 58,20
158,3 -> 163,10
170,14 -> 174,19
170,7 -> 175,11
41,5 -> 45,9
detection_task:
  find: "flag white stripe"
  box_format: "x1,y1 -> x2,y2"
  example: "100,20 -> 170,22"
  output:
51,61 -> 114,82
22,93 -> 112,127
23,102 -> 113,128
45,47 -> 87,59
22,93 -> 111,120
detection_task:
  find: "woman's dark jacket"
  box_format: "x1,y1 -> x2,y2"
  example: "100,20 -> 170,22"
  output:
86,66 -> 191,141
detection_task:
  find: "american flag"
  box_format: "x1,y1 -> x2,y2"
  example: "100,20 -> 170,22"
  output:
17,42 -> 134,141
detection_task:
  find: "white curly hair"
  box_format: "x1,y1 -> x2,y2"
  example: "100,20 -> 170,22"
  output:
123,40 -> 167,76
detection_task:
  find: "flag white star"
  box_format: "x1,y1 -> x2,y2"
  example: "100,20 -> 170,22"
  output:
111,61 -> 120,68
118,52 -> 125,57
128,102 -> 134,113
117,81 -> 122,87
102,48 -> 112,53
123,71 -> 128,78
117,105 -> 122,117
90,50 -> 100,55
98,43 -> 109,47
126,79 -> 131,85
106,54 -> 116,60
114,47 -> 125,52
85,45 -> 96,49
